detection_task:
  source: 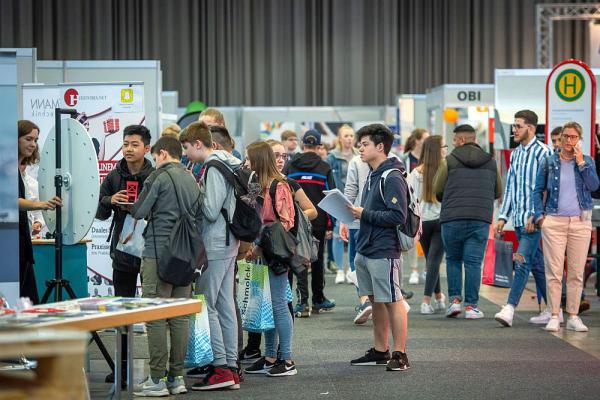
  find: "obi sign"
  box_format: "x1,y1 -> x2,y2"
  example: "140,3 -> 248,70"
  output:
546,59 -> 596,155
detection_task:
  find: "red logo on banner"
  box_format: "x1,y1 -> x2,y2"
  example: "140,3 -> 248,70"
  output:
98,161 -> 118,184
64,88 -> 79,106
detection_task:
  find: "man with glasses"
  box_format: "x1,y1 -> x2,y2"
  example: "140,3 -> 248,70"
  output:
495,110 -> 552,327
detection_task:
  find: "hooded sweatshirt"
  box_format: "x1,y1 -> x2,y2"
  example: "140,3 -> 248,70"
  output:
355,157 -> 408,259
284,151 -> 336,232
200,150 -> 242,261
433,142 -> 502,224
96,158 -> 154,272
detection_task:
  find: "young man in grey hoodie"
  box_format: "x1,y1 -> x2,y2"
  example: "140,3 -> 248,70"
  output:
180,121 -> 242,391
130,136 -> 200,396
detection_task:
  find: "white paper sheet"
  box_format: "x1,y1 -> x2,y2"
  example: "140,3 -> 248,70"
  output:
318,189 -> 359,225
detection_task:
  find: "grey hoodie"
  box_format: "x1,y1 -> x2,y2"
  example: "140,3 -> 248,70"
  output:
131,161 -> 200,258
200,150 -> 241,261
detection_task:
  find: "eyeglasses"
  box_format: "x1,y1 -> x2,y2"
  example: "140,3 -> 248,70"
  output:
512,124 -> 531,131
441,145 -> 448,148
274,152 -> 288,161
561,134 -> 579,141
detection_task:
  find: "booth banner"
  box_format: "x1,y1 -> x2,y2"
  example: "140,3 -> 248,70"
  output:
23,83 -> 146,297
546,60 -> 597,155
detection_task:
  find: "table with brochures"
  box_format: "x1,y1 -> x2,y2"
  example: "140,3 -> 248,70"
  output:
0,297 -> 202,400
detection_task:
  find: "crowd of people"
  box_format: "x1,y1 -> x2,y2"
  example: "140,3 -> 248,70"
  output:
16,107 -> 599,396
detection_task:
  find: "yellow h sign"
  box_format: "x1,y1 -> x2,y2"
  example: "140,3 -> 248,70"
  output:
555,69 -> 585,102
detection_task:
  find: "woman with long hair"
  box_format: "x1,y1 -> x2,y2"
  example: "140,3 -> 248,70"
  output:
17,120 -> 62,304
408,135 -> 447,314
326,125 -> 358,283
243,141 -> 298,376
240,140 -> 318,363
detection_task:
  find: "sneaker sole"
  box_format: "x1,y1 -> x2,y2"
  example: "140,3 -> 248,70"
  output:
244,368 -> 271,374
228,384 -> 241,390
267,369 -> 298,377
312,307 -> 335,314
133,388 -> 170,397
354,308 -> 372,324
350,361 -> 389,366
465,314 -> 484,319
168,387 -> 188,395
191,380 -> 235,391
494,316 -> 512,327
446,310 -> 461,318
566,326 -> 589,332
386,366 -> 409,371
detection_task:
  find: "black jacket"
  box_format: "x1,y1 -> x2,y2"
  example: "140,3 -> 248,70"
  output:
438,143 -> 499,224
355,158 -> 408,259
284,152 -> 335,232
96,158 -> 154,273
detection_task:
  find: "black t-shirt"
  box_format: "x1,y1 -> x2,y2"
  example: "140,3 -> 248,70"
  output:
287,179 -> 302,193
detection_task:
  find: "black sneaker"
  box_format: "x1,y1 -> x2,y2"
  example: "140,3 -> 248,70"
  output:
239,347 -> 262,364
350,348 -> 390,366
266,360 -> 297,377
187,365 -> 213,378
244,357 -> 276,374
386,351 -> 410,371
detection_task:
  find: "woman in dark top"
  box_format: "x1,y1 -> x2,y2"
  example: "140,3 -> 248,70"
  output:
18,120 -> 62,304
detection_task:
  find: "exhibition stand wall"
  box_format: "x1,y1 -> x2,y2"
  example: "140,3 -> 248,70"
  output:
397,94 -> 427,143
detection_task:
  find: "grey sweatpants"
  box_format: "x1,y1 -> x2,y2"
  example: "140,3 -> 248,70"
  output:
196,256 -> 238,368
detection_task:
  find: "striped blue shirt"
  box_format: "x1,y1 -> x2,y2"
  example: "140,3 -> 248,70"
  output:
499,139 -> 551,227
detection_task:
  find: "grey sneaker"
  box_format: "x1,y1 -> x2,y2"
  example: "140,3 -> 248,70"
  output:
354,301 -> 372,325
166,375 -> 187,395
134,376 -> 169,397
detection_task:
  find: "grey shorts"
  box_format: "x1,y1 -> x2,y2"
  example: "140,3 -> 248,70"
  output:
355,253 -> 403,303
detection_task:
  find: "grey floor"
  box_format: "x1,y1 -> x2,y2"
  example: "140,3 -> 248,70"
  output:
89,273 -> 600,400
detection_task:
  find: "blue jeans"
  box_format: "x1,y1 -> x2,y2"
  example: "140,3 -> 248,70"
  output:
348,229 -> 358,272
265,269 -> 293,360
507,227 -> 546,307
332,222 -> 345,270
441,220 -> 489,307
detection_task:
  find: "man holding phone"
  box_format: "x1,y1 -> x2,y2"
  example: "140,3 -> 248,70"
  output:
494,110 -> 552,328
96,125 -> 154,384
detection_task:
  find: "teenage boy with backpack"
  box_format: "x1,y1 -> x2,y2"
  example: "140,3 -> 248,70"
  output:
348,124 -> 410,371
130,136 -> 200,396
179,121 -> 246,391
284,129 -> 336,315
96,125 -> 154,385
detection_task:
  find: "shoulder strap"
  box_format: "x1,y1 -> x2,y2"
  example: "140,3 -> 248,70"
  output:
203,159 -> 236,187
269,179 -> 281,219
378,168 -> 405,200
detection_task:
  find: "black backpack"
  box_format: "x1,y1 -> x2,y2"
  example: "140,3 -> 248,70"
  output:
203,160 -> 262,245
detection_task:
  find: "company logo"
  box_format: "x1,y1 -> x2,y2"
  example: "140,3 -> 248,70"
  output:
555,68 -> 585,102
121,88 -> 134,103
64,88 -> 79,106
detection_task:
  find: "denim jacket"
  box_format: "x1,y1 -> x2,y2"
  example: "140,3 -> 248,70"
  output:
326,148 -> 358,192
533,151 -> 600,221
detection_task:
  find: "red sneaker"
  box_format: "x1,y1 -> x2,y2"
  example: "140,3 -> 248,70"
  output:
191,367 -> 235,391
229,368 -> 240,390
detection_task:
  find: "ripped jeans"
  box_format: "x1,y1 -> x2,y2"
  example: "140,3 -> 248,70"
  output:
507,227 -> 546,308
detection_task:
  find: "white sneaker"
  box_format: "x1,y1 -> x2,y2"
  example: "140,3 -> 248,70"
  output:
420,303 -> 434,315
408,271 -> 419,285
134,376 -> 169,397
465,306 -> 484,319
446,299 -> 462,318
345,271 -> 354,284
544,316 -> 561,332
166,376 -> 187,395
434,294 -> 446,312
566,316 -> 589,332
494,305 -> 514,327
335,270 -> 345,284
530,308 -> 564,325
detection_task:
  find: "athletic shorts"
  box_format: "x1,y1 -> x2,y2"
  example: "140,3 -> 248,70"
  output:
355,253 -> 403,303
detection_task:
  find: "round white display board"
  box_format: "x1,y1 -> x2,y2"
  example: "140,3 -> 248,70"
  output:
38,118 -> 100,245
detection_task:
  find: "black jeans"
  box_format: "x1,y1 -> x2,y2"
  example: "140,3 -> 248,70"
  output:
419,220 -> 444,297
112,264 -> 139,371
287,230 -> 325,305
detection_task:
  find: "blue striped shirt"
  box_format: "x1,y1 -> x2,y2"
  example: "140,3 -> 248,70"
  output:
499,139 -> 551,227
